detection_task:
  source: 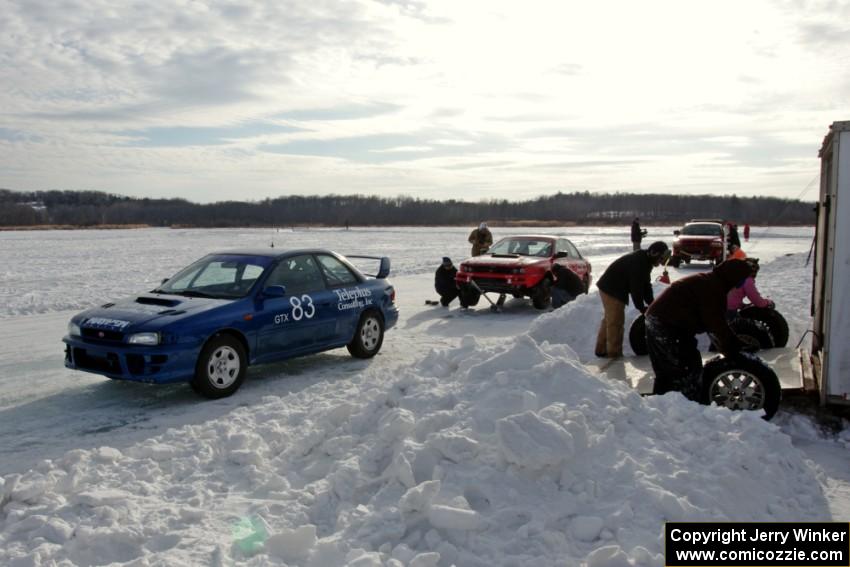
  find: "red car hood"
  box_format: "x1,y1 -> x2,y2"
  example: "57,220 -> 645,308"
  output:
461,254 -> 548,268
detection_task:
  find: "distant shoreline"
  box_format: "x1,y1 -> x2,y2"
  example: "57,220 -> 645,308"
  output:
0,221 -> 815,231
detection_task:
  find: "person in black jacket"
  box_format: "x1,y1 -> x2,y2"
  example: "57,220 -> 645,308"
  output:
434,257 -> 459,307
595,241 -> 669,357
551,264 -> 585,309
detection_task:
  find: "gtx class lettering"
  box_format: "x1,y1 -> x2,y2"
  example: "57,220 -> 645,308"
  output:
274,295 -> 315,324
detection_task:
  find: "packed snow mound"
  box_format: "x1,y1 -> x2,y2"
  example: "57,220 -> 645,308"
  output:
527,292 -> 610,359
0,332 -> 828,566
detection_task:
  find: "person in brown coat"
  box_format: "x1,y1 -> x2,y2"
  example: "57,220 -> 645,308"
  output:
468,223 -> 493,256
644,259 -> 752,400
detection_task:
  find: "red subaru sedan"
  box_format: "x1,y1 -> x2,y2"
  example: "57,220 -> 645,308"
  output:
455,235 -> 591,309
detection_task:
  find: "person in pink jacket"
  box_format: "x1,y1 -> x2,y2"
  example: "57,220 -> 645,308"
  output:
727,258 -> 773,317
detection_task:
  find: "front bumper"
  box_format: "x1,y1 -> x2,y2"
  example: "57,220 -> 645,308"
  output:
62,336 -> 200,384
675,247 -> 723,261
456,272 -> 541,294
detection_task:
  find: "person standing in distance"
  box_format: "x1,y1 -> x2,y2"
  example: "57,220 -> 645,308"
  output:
631,217 -> 645,251
595,241 -> 670,358
468,222 -> 493,256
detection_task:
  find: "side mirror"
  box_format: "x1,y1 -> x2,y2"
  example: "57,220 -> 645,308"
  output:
555,251 -> 569,258
161,278 -> 169,284
263,285 -> 286,298
673,230 -> 681,236
376,257 -> 391,279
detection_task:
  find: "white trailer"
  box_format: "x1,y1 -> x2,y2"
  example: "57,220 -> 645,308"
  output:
808,120 -> 850,405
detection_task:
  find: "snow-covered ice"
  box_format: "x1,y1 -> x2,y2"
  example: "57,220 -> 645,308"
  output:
1,225 -> 846,567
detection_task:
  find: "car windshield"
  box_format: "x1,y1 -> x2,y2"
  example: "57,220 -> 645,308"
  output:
154,255 -> 272,299
488,238 -> 553,257
681,223 -> 723,237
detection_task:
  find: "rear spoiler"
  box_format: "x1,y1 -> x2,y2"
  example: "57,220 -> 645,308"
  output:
346,255 -> 391,279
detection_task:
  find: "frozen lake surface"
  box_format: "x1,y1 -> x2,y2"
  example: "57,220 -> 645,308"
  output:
2,225 -> 847,567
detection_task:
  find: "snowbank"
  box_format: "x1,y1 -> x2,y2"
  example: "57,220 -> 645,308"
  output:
0,327 -> 828,566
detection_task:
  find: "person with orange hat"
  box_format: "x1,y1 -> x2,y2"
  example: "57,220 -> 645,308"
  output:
729,244 -> 747,260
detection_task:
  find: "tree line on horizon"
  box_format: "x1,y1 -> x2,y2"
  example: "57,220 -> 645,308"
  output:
0,188 -> 815,227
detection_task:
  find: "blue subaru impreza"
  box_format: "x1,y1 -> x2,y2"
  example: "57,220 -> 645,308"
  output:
62,249 -> 398,398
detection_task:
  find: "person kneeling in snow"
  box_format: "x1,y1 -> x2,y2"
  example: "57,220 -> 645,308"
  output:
726,258 -> 773,318
645,259 -> 752,400
551,264 -> 585,309
434,257 -> 459,307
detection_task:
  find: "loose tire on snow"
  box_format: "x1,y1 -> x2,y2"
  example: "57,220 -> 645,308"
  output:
459,285 -> 481,308
348,311 -> 385,358
708,317 -> 774,353
730,317 -> 775,350
629,314 -> 648,356
531,278 -> 552,310
701,354 -> 781,420
192,334 -> 247,399
739,306 -> 789,347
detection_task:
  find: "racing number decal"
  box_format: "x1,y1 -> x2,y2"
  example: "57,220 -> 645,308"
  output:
273,294 -> 316,325
289,295 -> 315,321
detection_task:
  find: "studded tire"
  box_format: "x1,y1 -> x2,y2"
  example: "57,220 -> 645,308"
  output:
348,311 -> 385,358
730,317 -> 775,350
531,278 -> 552,310
701,354 -> 781,420
459,285 -> 481,308
192,334 -> 247,399
739,306 -> 789,348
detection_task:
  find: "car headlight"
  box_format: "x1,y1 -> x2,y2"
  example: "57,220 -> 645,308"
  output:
127,332 -> 160,346
68,321 -> 81,337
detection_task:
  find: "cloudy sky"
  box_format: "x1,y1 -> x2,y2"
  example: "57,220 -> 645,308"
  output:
1,0 -> 848,203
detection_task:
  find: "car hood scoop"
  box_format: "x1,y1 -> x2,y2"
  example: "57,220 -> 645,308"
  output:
157,309 -> 187,316
135,296 -> 180,307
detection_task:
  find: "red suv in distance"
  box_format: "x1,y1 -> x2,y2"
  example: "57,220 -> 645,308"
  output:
455,235 -> 591,309
671,219 -> 730,266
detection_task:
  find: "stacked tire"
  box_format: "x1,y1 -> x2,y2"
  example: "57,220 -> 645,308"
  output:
739,306 -> 789,347
701,354 -> 781,420
628,307 -> 789,356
